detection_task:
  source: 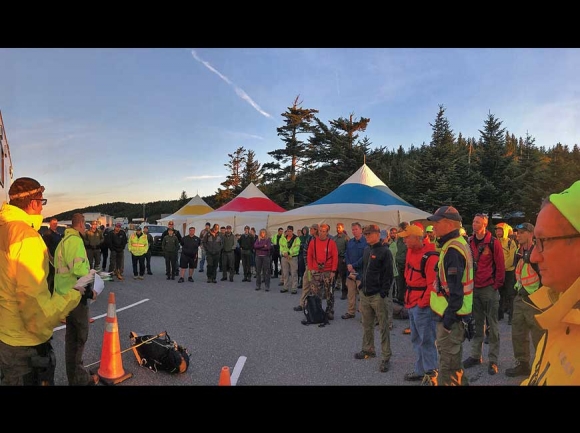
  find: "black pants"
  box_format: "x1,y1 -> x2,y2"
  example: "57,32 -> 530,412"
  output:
206,251 -> 220,281
65,301 -> 90,386
271,250 -> 281,276
132,254 -> 146,276
101,247 -> 109,272
241,250 -> 252,280
164,252 -> 178,277
145,250 -> 152,273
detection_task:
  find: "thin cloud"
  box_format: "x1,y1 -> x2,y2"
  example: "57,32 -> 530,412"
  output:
190,49 -> 272,119
184,175 -> 223,180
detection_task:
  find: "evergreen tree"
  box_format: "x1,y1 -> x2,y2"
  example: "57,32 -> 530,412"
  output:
262,95 -> 318,208
242,149 -> 262,188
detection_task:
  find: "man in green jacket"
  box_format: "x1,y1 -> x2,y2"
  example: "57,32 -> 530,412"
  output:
54,212 -> 99,386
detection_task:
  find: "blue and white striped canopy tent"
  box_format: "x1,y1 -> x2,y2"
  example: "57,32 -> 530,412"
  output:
266,164 -> 430,235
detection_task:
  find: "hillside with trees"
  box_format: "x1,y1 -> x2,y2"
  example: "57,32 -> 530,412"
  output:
49,98 -> 580,226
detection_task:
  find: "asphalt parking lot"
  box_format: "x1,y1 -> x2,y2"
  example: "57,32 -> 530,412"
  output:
49,250 -> 527,386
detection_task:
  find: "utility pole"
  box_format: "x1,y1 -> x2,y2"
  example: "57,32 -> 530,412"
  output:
143,203 -> 146,222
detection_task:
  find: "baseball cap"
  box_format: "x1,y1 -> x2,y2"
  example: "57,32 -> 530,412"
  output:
514,222 -> 534,233
136,226 -> 142,230
426,225 -> 434,233
363,224 -> 380,235
310,223 -> 319,230
549,179 -> 580,233
398,224 -> 424,238
115,222 -> 122,227
427,205 -> 462,222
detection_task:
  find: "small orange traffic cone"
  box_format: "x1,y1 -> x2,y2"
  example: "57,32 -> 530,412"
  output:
218,366 -> 231,386
97,292 -> 133,385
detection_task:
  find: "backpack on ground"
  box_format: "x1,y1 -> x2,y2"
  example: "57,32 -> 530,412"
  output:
301,294 -> 329,327
130,331 -> 190,374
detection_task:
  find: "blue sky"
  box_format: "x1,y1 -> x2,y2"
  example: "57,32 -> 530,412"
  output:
1,48 -> 579,216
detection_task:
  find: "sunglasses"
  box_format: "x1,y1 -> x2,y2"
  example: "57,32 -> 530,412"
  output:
32,198 -> 48,205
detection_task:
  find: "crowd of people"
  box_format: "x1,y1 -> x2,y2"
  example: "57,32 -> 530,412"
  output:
1,175 -> 579,386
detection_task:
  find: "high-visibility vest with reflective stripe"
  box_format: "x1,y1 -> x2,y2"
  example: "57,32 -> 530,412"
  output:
430,236 -> 474,317
514,248 -> 541,295
128,233 -> 148,256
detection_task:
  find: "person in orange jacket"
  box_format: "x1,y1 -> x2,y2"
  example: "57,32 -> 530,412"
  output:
398,224 -> 440,383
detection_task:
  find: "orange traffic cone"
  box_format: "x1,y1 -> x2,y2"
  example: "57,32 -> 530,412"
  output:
218,366 -> 231,386
97,292 -> 133,385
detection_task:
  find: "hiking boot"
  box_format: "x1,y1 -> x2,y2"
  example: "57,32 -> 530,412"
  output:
354,350 -> 376,360
326,312 -> 334,320
167,276 -> 171,280
280,288 -> 288,293
199,268 -> 204,272
379,360 -> 390,373
188,277 -> 194,282
178,277 -> 184,283
463,357 -> 482,369
255,287 -> 261,291
291,290 -> 297,294
404,371 -> 424,381
221,277 -> 227,281
138,276 -> 144,280
488,362 -> 498,375
87,373 -> 100,386
147,271 -> 153,275
293,305 -> 303,312
133,276 -> 138,280
505,362 -> 531,377
341,313 -> 355,319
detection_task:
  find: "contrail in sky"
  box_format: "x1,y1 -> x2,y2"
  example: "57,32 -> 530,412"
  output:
190,49 -> 272,119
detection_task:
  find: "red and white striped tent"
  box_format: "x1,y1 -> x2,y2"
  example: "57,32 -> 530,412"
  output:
186,183 -> 285,234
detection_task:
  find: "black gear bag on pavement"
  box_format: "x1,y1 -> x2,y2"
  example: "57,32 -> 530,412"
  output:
301,294 -> 329,327
130,331 -> 190,374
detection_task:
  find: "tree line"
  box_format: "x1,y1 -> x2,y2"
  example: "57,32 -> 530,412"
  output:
51,97 -> 580,225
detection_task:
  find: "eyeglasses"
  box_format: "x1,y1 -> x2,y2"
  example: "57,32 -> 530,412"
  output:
32,198 -> 48,205
535,233 -> 580,253
168,223 -> 174,225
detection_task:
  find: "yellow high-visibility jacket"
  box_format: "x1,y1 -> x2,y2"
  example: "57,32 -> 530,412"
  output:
0,203 -> 80,346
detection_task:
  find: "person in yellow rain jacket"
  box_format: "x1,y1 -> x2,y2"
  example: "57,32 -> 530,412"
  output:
128,225 -> 148,280
522,180 -> 580,385
0,177 -> 81,385
494,222 -> 518,323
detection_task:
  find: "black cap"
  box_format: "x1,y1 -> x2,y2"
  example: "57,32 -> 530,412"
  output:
427,205 -> 462,222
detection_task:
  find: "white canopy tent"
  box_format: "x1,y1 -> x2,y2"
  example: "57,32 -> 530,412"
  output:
157,194 -> 213,235
266,164 -> 430,236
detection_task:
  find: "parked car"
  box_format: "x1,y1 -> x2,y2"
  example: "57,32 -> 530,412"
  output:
142,224 -> 167,256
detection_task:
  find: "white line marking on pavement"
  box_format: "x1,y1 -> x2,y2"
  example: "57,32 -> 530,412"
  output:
230,355 -> 247,386
53,298 -> 150,331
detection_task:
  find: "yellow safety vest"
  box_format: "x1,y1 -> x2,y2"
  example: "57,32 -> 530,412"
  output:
430,236 -> 474,317
514,247 -> 541,295
128,232 -> 149,256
